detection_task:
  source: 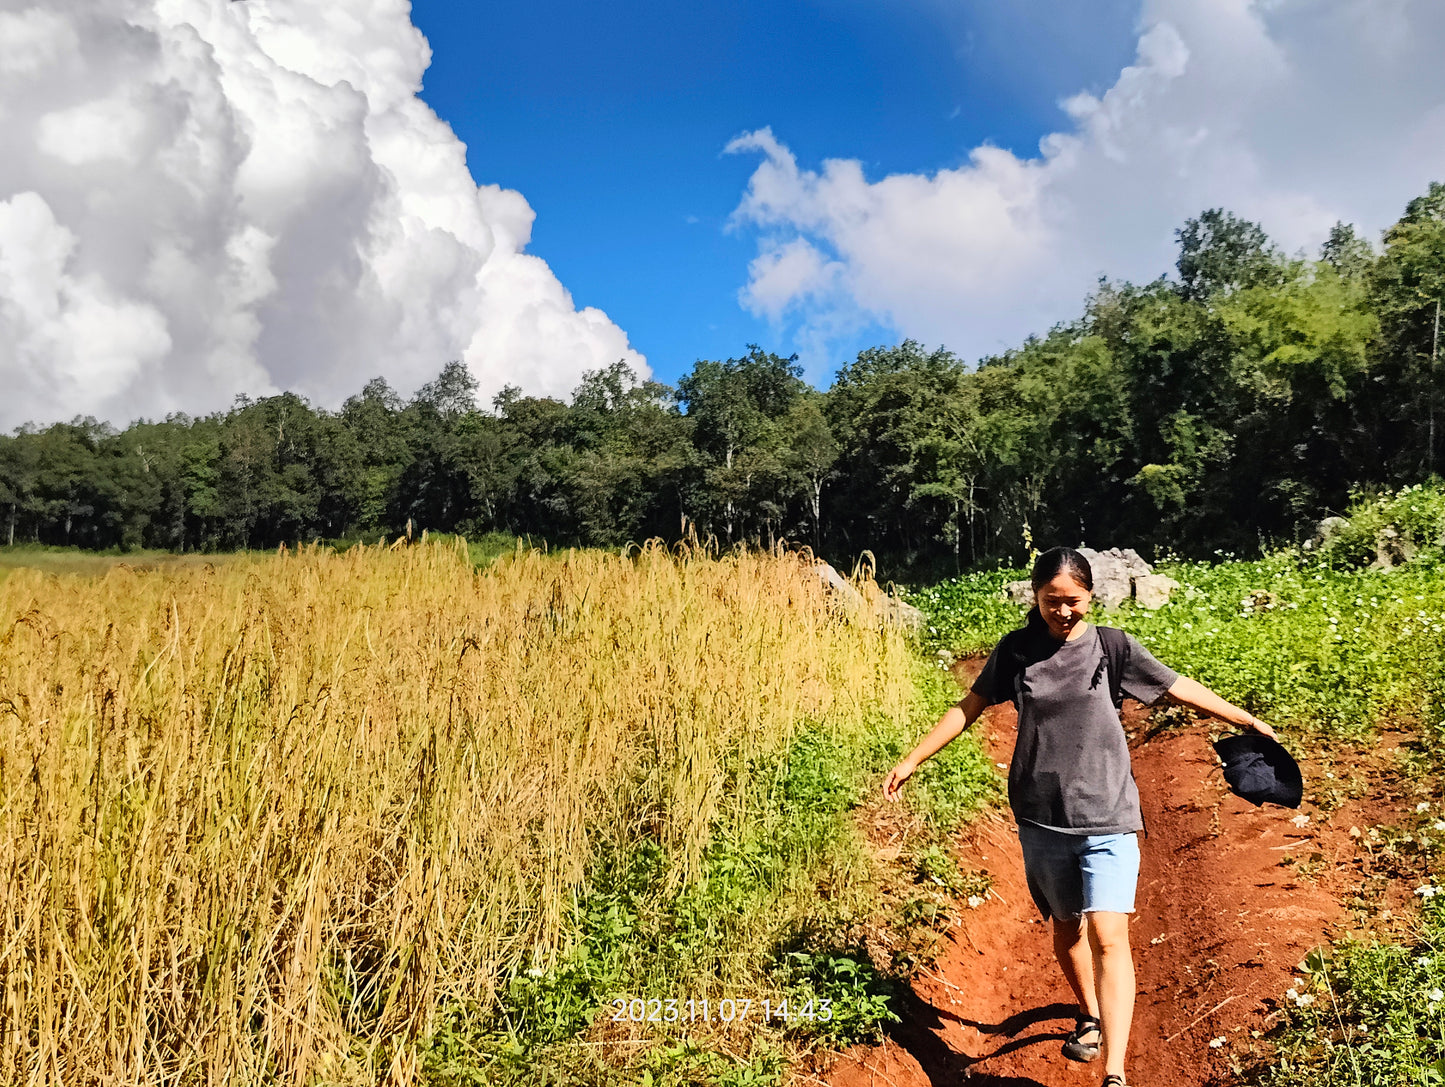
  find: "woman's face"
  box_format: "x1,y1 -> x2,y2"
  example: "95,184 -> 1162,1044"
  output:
1036,573 -> 1091,641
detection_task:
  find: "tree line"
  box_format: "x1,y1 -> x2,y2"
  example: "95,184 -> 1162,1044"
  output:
4,183 -> 1445,572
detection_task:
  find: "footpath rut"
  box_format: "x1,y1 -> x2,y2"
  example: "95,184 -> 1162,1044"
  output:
820,669 -> 1406,1087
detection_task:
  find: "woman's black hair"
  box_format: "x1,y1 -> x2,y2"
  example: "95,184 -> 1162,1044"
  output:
1030,546 -> 1093,593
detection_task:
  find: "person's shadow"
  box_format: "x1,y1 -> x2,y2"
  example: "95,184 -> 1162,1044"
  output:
881,989 -> 1079,1086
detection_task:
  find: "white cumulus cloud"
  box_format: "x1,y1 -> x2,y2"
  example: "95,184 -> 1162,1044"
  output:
727,0 -> 1445,365
0,0 -> 643,429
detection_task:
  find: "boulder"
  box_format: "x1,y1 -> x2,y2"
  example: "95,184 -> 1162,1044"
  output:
816,561 -> 867,609
1370,526 -> 1418,570
1305,515 -> 1350,551
816,561 -> 923,631
1114,548 -> 1153,578
1132,573 -> 1179,610
1003,547 -> 1168,610
882,597 -> 925,632
1076,547 -> 1142,610
1003,579 -> 1035,606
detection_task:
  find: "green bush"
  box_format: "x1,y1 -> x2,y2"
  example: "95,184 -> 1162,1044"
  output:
906,565 -> 1027,657
1314,482 -> 1445,567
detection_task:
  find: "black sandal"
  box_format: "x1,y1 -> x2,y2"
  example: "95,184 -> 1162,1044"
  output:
1062,1014 -> 1101,1062
1102,1076 -> 1127,1087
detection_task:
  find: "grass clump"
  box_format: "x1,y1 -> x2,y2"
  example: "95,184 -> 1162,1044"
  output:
1264,896 -> 1445,1087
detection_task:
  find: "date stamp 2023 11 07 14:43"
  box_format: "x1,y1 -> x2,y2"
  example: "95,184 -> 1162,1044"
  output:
607,996 -> 834,1025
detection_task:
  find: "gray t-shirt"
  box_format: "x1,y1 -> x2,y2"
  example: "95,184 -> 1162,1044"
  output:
972,623 -> 1178,835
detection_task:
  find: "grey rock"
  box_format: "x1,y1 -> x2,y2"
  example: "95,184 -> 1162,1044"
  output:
1076,547 -> 1137,610
1132,573 -> 1179,610
816,561 -> 922,630
1003,579 -> 1036,606
881,598 -> 926,632
1113,548 -> 1154,578
1306,516 -> 1350,551
1370,526 -> 1418,570
815,561 -> 867,609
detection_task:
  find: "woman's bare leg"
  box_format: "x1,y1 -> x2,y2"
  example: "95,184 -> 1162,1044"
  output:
1053,915 -> 1102,1047
1085,910 -> 1134,1079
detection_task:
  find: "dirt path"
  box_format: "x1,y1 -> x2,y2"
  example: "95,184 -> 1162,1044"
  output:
821,673 -> 1410,1087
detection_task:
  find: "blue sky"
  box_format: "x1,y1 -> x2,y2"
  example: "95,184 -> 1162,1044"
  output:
407,0 -> 1140,390
8,1 -> 1444,428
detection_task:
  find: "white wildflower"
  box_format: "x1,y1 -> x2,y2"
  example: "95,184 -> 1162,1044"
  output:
966,895 -> 983,909
1208,1036 -> 1226,1049
1434,821 -> 1445,832
1291,813 -> 1311,828
1297,994 -> 1315,1006
1415,884 -> 1440,899
1429,988 -> 1444,1003
1419,802 -> 1431,813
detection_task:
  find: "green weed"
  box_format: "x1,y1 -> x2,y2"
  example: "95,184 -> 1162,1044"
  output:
907,565 -> 1026,656
1314,483 -> 1445,568
1264,895 -> 1445,1087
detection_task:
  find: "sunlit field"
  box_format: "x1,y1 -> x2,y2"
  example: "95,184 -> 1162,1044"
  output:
0,540 -> 918,1084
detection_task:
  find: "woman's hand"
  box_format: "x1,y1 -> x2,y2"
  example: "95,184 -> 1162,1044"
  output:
1168,677 -> 1281,741
1247,717 -> 1279,741
882,760 -> 917,802
881,694 -> 984,803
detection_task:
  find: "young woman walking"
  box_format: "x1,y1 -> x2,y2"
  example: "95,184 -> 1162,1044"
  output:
882,546 -> 1277,1087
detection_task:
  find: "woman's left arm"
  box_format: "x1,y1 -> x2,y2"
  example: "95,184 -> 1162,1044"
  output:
1166,676 -> 1279,740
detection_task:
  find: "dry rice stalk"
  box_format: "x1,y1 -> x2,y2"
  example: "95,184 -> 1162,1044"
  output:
0,540 -> 911,1085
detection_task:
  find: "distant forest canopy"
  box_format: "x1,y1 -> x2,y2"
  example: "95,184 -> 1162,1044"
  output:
4,184 -> 1445,571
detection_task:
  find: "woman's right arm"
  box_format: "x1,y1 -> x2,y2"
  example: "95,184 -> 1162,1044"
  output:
882,690 -> 989,801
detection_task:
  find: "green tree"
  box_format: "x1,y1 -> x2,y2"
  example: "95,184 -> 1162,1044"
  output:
677,347 -> 806,543
341,378 -> 409,532
826,341 -> 989,564
1369,182 -> 1445,475
1175,208 -> 1283,302
1321,221 -> 1375,280
33,420 -> 110,547
0,432 -> 40,546
781,393 -> 838,550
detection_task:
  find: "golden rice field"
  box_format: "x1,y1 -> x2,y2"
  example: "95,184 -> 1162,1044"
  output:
0,540 -> 914,1085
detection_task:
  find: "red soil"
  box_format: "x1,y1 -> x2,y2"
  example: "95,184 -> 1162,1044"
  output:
817,666 -> 1415,1087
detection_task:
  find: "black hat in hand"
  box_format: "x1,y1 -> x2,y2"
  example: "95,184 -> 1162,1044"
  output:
1212,733 -> 1303,808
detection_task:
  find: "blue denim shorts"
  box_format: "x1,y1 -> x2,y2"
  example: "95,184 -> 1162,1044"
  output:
1016,822 -> 1140,921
